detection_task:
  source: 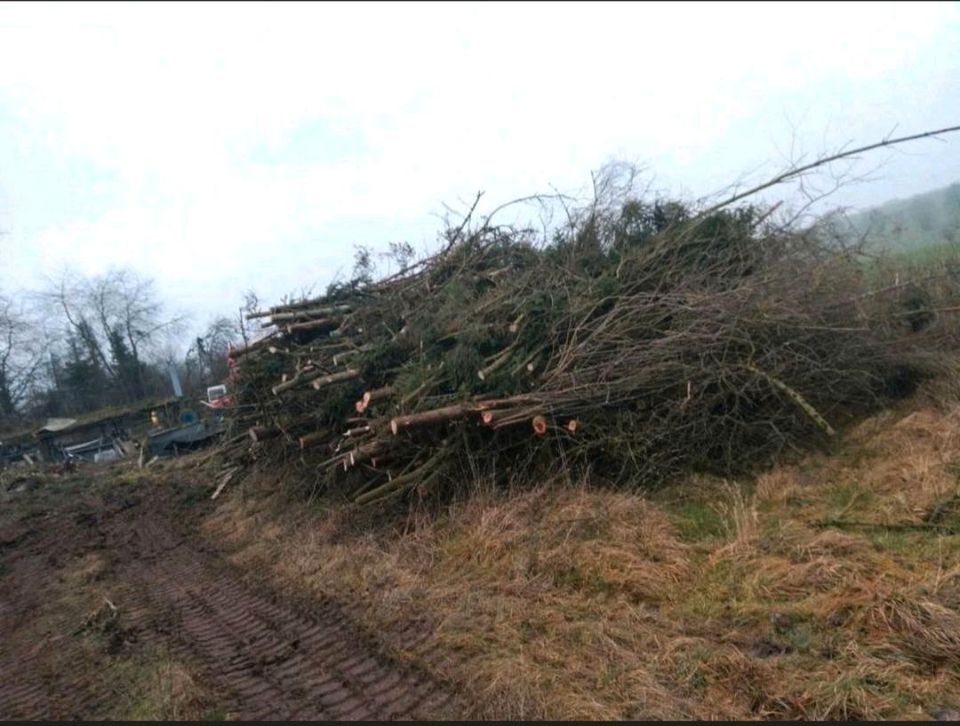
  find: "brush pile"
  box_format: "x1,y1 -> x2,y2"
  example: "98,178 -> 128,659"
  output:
214,186 -> 959,506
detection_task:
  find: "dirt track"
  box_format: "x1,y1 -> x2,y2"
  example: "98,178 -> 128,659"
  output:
0,473 -> 461,720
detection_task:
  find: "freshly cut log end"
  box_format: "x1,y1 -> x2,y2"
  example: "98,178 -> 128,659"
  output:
355,400 -> 367,414
532,415 -> 549,436
309,369 -> 360,390
343,441 -> 387,470
480,405 -> 543,430
566,419 -> 579,434
344,439 -> 387,469
361,386 -> 395,409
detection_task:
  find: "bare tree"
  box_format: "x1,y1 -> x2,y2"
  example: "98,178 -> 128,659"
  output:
42,268 -> 186,405
0,292 -> 47,422
236,289 -> 261,347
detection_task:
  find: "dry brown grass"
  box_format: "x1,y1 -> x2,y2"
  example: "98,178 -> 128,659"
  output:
203,393 -> 960,720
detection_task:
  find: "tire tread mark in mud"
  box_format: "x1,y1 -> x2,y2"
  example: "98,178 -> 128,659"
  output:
0,493 -> 461,721
116,523 -> 457,720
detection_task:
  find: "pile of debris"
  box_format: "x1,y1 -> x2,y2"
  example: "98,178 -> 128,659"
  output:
212,187 -> 958,507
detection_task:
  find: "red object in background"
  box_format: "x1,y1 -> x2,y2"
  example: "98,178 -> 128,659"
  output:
226,355 -> 240,385
202,394 -> 236,410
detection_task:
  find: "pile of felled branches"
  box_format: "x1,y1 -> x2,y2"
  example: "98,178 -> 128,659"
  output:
212,182 -> 959,507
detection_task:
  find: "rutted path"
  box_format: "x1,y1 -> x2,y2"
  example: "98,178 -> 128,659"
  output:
0,477 -> 462,720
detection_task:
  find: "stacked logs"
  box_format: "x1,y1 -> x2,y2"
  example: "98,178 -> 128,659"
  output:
215,192 -> 959,508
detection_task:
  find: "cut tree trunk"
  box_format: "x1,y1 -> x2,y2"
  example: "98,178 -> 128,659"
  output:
249,426 -> 279,443
285,318 -> 341,335
356,386 -> 395,413
268,305 -> 352,323
363,386 -> 395,408
272,368 -> 329,395
298,430 -> 330,450
390,403 -> 477,435
228,332 -> 278,359
348,440 -> 389,467
481,407 -> 539,427
310,369 -> 360,390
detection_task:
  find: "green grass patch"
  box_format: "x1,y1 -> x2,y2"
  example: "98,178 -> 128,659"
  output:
549,563 -> 617,597
868,529 -> 960,564
671,500 -> 727,542
676,558 -> 742,620
107,651 -> 217,720
782,621 -> 815,654
825,482 -> 875,519
671,647 -> 711,694
176,485 -> 211,510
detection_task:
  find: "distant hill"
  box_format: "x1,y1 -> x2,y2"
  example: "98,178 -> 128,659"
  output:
845,182 -> 960,253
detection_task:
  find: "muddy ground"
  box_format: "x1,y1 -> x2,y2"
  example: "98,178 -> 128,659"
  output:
6,399 -> 960,721
0,467 -> 464,720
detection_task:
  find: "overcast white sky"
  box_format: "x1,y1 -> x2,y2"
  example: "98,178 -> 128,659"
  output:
1,1 -> 959,338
